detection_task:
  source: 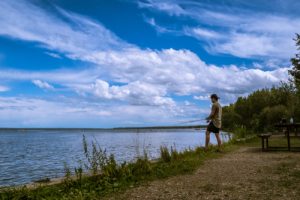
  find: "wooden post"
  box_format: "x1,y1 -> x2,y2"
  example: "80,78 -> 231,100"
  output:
261,137 -> 265,151
287,126 -> 291,151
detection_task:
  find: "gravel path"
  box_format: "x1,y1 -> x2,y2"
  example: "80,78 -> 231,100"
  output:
107,147 -> 300,200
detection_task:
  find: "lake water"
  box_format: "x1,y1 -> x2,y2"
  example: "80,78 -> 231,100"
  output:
0,129 -> 230,187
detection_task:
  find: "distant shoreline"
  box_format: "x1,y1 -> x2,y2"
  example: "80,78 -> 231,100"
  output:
0,125 -> 207,132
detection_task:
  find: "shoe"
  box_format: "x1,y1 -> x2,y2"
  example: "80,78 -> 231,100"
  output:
216,149 -> 222,153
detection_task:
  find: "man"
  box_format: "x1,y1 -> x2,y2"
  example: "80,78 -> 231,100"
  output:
205,94 -> 222,151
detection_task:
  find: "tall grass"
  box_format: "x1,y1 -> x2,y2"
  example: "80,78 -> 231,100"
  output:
160,145 -> 181,162
160,146 -> 171,162
82,134 -> 109,174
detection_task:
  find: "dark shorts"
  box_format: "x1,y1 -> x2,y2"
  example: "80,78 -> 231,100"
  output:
207,121 -> 220,133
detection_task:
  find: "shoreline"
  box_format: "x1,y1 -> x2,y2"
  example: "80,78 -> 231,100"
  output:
0,141 -> 227,196
0,131 -> 239,199
0,131 -> 232,189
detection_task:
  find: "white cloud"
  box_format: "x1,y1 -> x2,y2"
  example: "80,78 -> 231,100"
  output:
78,48 -> 289,97
138,0 -> 186,16
0,0 -> 132,61
215,33 -> 276,58
73,79 -> 175,107
0,85 -> 9,92
194,95 -> 210,101
139,0 -> 299,61
145,17 -> 172,33
44,52 -> 62,59
0,68 -> 98,84
0,47 -> 290,107
0,97 -> 112,127
32,80 -> 54,90
183,27 -> 222,39
0,96 -> 192,127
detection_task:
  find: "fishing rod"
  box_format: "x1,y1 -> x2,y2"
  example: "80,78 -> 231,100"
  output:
178,119 -> 208,124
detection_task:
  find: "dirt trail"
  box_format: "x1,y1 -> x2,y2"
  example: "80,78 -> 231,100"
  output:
107,147 -> 300,200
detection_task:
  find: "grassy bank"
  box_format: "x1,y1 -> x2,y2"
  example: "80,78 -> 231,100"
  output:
0,134 -> 246,200
108,135 -> 300,200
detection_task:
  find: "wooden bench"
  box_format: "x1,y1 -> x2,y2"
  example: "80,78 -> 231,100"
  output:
257,133 -> 272,151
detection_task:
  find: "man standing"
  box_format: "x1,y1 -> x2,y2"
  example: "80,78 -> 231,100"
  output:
205,94 -> 222,151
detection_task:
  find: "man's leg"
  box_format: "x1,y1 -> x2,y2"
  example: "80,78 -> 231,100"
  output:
215,133 -> 222,150
205,130 -> 210,150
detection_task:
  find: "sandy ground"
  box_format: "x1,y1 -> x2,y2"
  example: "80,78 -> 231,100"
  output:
106,147 -> 300,200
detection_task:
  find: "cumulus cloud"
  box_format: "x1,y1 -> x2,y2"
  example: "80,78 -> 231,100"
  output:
2,46 -> 288,106
83,79 -> 175,106
0,47 -> 290,108
77,48 -> 289,99
32,80 -> 54,90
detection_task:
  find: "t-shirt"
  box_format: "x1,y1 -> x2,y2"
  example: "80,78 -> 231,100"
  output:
211,102 -> 222,128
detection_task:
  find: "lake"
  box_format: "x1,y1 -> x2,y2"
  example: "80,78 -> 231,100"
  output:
0,129 -> 230,187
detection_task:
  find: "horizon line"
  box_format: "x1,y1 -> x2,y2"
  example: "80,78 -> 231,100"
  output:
0,125 -> 207,130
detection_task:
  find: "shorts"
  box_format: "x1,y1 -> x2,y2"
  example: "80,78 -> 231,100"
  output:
207,121 -> 220,133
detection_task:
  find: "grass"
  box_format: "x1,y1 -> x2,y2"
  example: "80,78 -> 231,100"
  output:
0,134 -> 242,200
274,160 -> 300,188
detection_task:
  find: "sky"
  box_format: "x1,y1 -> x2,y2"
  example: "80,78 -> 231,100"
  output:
0,0 -> 298,128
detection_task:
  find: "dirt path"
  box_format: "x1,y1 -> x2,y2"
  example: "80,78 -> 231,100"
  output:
107,147 -> 300,200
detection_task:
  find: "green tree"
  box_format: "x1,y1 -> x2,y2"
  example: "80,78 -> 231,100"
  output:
222,104 -> 242,130
258,105 -> 288,131
288,34 -> 300,120
222,84 -> 295,133
234,97 -> 250,127
289,34 -> 300,93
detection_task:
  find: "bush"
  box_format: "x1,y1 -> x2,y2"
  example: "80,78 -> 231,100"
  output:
232,126 -> 249,139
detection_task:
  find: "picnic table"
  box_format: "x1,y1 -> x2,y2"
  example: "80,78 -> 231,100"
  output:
274,123 -> 300,151
257,133 -> 272,151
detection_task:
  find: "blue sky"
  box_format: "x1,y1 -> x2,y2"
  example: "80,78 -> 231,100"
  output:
0,0 -> 298,128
